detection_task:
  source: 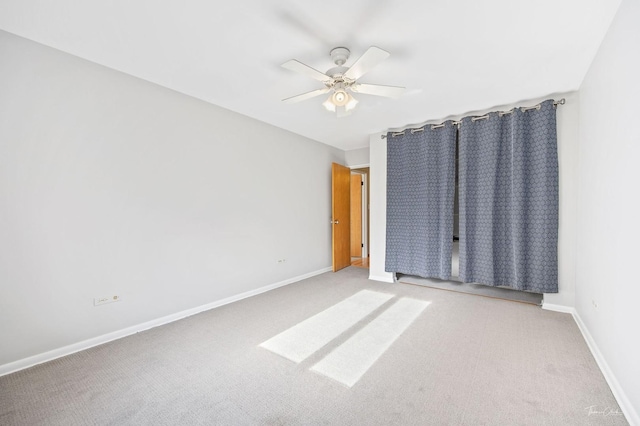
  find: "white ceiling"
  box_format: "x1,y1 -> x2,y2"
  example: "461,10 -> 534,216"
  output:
0,0 -> 621,151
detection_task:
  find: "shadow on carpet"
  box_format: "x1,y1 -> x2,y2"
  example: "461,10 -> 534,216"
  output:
397,275 -> 543,305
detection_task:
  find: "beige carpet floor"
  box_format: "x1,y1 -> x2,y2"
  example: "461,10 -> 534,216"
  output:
0,267 -> 628,425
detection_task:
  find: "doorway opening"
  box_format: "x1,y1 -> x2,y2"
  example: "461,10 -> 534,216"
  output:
350,167 -> 369,269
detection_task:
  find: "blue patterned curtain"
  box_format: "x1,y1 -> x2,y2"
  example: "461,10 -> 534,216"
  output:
386,124 -> 457,279
458,99 -> 559,293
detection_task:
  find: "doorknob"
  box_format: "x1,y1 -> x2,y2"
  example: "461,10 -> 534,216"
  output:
331,220 -> 340,224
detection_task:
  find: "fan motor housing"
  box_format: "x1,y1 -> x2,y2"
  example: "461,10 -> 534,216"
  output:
330,47 -> 350,66
325,66 -> 349,78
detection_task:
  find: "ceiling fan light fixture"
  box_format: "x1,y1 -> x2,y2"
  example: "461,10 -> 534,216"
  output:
322,96 -> 336,112
324,90 -> 357,114
345,94 -> 358,112
331,89 -> 349,106
282,46 -> 404,117
323,88 -> 358,114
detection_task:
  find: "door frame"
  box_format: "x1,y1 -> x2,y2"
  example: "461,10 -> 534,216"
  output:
331,162 -> 371,271
349,164 -> 370,260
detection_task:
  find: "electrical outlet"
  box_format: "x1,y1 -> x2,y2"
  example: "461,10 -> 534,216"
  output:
592,299 -> 598,309
94,295 -> 121,306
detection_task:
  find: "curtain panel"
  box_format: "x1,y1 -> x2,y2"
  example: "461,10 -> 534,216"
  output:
385,124 -> 457,279
458,99 -> 559,293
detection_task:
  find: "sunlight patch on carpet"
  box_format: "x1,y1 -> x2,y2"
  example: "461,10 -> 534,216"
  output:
311,297 -> 429,387
259,290 -> 394,363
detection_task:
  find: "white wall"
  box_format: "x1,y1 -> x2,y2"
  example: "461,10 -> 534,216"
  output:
543,92 -> 579,309
369,133 -> 393,283
574,0 -> 640,421
345,147 -> 370,167
0,31 -> 344,367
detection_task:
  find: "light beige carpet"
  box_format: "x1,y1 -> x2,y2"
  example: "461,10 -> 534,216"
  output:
0,267 -> 628,425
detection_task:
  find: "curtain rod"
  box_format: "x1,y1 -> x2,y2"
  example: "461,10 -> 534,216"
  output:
381,98 -> 565,139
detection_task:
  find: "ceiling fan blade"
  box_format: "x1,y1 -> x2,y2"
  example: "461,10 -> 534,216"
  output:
282,59 -> 331,82
282,87 -> 331,104
343,46 -> 390,80
351,83 -> 405,98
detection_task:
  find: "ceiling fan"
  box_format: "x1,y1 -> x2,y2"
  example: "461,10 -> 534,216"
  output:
281,46 -> 405,118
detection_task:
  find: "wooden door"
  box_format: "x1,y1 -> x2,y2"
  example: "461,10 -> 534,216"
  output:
350,174 -> 362,257
332,163 -> 351,272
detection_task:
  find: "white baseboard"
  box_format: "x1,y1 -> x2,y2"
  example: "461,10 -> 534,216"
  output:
543,303 -> 639,425
368,273 -> 394,283
541,302 -> 575,314
571,310 -> 639,425
0,266 -> 332,377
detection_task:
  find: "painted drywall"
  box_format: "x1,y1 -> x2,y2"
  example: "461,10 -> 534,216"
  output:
368,96 -> 579,309
543,92 -> 579,309
345,147 -> 370,167
575,0 -> 640,421
368,134 -> 393,282
0,31 -> 344,367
